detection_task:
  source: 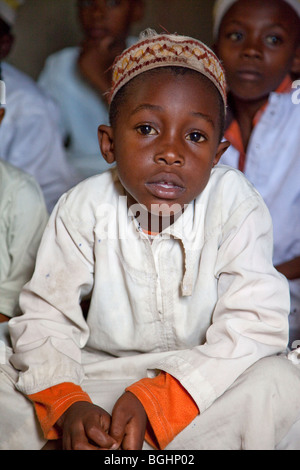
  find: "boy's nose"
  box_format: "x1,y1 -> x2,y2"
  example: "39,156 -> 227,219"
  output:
154,144 -> 184,166
241,36 -> 263,60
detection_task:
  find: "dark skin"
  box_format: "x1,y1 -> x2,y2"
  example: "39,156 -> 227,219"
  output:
77,0 -> 144,99
46,69 -> 228,450
0,107 -> 9,323
215,0 -> 300,280
0,18 -> 14,60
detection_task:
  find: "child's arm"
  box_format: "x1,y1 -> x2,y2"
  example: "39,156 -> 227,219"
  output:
78,36 -> 126,97
110,372 -> 198,450
275,256 -> 300,280
0,313 -> 9,322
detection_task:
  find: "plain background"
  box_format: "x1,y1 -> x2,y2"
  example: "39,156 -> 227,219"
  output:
6,0 -> 215,79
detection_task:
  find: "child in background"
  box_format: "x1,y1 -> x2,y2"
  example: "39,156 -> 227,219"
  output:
0,0 -> 80,213
38,0 -> 144,180
1,30 -> 300,451
0,93 -> 48,342
213,0 -> 300,347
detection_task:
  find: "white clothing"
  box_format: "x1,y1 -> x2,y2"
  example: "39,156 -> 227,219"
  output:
0,62 -> 80,212
8,166 -> 290,412
0,159 -> 48,319
1,353 -> 300,450
220,91 -> 300,346
38,38 -> 136,180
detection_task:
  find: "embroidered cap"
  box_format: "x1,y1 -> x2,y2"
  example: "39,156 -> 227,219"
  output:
0,0 -> 24,26
109,29 -> 227,112
213,0 -> 300,39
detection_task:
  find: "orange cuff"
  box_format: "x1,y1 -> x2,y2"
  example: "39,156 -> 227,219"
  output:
126,372 -> 199,450
28,383 -> 92,440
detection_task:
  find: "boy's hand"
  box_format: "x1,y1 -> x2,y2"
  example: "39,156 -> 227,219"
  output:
78,36 -> 126,96
110,391 -> 148,450
56,401 -> 118,450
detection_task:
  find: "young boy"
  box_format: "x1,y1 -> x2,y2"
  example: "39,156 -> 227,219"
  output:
1,30 -> 300,451
0,0 -> 80,213
38,0 -> 144,180
213,0 -> 300,347
0,92 -> 48,341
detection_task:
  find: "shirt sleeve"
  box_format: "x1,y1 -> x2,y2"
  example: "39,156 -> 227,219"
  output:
28,383 -> 92,440
126,372 -> 199,450
0,99 -> 80,212
0,176 -> 48,318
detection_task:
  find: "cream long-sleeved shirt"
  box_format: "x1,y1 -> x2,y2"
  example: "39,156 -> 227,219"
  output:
9,165 -> 289,414
0,160 -> 48,318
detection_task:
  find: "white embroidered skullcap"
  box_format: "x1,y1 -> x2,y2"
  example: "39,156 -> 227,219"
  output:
109,29 -> 227,112
213,0 -> 300,39
0,0 -> 24,26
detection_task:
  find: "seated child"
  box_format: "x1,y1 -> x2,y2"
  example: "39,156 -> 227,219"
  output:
213,0 -> 300,347
38,0 -> 144,180
0,104 -> 48,338
1,30 -> 300,451
0,0 -> 80,212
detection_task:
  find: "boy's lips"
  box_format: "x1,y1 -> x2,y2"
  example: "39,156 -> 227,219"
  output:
87,26 -> 108,40
145,173 -> 186,200
236,68 -> 262,81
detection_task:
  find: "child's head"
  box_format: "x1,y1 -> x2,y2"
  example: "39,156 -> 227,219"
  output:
77,0 -> 144,42
98,30 -> 229,219
0,0 -> 22,60
213,0 -> 300,101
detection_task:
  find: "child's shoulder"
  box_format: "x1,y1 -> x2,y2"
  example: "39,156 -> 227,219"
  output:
0,159 -> 45,203
59,167 -> 122,216
41,47 -> 81,73
203,164 -> 264,219
209,164 -> 258,196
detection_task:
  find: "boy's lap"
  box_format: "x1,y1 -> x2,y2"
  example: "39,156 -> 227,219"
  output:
1,353 -> 300,450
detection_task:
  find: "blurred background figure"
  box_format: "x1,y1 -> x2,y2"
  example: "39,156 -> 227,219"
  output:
38,0 -> 145,180
0,98 -> 48,344
214,0 -> 300,347
0,0 -> 80,213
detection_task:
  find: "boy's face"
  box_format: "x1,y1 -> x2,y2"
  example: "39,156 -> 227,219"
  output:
0,18 -> 13,60
215,0 -> 300,101
99,70 -> 228,215
78,0 -> 143,42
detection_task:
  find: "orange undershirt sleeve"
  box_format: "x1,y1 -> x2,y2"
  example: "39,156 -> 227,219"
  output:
28,383 -> 92,440
126,372 -> 199,450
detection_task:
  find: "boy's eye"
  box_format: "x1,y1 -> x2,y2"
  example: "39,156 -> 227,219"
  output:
79,0 -> 122,8
228,32 -> 244,42
186,131 -> 205,143
265,35 -> 283,46
136,125 -> 157,136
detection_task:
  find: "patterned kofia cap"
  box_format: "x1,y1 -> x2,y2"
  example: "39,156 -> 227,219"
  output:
109,29 -> 227,112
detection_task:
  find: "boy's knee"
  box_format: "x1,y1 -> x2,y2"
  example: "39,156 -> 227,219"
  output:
243,355 -> 300,398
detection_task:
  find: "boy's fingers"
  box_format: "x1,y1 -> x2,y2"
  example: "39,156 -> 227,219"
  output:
85,417 -> 118,449
121,420 -> 145,450
109,412 -> 128,446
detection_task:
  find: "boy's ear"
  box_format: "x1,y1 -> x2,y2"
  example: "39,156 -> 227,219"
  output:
213,140 -> 230,166
130,0 -> 145,23
98,125 -> 115,164
291,45 -> 300,77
